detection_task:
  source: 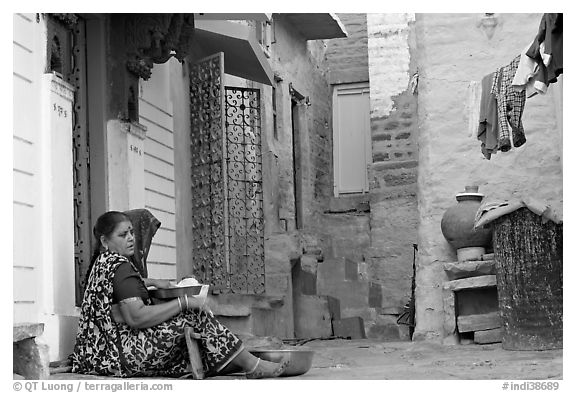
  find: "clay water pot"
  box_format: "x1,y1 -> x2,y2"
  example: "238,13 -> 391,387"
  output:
441,186 -> 493,261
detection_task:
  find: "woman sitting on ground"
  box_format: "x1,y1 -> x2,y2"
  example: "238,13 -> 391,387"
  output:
71,211 -> 287,378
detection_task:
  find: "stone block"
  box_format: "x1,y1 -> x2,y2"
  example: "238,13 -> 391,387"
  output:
265,273 -> 290,295
320,279 -> 369,310
474,328 -> 503,344
317,257 -> 345,286
345,258 -> 358,281
457,311 -> 501,333
300,254 -> 319,274
251,308 -> 291,338
292,258 -> 317,296
325,295 -> 341,320
333,317 -> 366,339
444,275 -> 497,291
368,282 -> 382,308
375,314 -> 399,325
299,270 -> 317,295
294,295 -> 333,338
367,323 -> 400,341
443,260 -> 496,280
378,306 -> 403,315
13,337 -> 50,379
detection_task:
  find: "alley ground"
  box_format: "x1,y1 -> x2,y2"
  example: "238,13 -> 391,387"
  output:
282,339 -> 562,380
50,338 -> 563,381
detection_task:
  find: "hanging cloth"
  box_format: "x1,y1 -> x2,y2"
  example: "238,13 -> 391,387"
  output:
526,13 -> 562,85
512,43 -> 548,98
493,55 -> 527,152
477,72 -> 500,159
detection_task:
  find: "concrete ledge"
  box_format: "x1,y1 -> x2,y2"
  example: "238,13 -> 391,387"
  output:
443,275 -> 496,291
443,260 -> 496,280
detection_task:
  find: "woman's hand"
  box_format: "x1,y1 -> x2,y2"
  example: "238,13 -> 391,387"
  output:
179,294 -> 209,312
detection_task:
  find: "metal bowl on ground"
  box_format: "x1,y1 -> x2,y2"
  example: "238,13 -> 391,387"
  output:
249,349 -> 315,377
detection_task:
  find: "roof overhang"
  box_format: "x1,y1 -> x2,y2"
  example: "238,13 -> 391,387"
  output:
194,13 -> 272,22
188,20 -> 274,86
278,13 -> 348,40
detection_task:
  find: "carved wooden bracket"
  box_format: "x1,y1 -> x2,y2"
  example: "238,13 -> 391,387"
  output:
48,13 -> 79,30
124,13 -> 194,80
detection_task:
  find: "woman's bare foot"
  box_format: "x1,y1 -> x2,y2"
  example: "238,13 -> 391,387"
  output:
245,357 -> 289,379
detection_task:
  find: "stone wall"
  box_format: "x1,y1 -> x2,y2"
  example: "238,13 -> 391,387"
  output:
264,15 -> 335,229
413,13 -> 563,341
309,14 -> 419,340
325,14 -> 369,85
366,13 -> 419,311
258,15 -> 337,338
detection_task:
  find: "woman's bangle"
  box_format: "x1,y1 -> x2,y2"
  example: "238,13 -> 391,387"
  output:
177,297 -> 183,312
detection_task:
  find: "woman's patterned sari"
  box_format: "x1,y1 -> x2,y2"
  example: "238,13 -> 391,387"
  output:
70,251 -> 243,377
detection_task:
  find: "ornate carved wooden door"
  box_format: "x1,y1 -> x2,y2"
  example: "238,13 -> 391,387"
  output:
46,14 -> 92,305
189,53 -> 265,294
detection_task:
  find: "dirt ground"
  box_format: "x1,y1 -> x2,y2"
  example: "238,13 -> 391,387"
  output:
50,338 -> 563,381
286,338 -> 563,380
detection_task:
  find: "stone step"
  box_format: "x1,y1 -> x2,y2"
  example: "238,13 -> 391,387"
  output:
318,277 -> 370,310
210,294 -> 286,337
332,317 -> 366,339
457,311 -> 501,333
366,314 -> 411,341
293,295 -> 334,339
13,323 -> 50,379
474,327 -> 503,344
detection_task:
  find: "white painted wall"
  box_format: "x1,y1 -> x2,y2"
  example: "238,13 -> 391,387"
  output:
13,13 -> 44,323
139,60 -> 178,280
13,14 -> 80,360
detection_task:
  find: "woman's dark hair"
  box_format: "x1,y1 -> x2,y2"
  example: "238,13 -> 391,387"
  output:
84,211 -> 130,288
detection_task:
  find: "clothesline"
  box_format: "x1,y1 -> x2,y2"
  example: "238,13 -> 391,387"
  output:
476,13 -> 562,160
